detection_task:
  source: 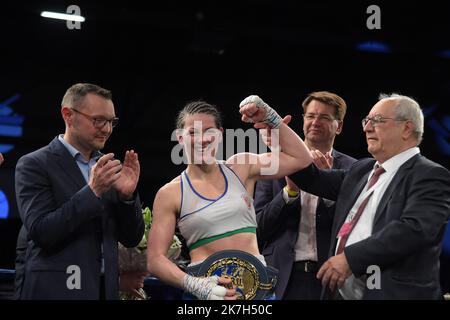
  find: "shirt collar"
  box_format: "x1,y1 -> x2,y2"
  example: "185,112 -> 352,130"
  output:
374,147 -> 420,173
58,134 -> 102,163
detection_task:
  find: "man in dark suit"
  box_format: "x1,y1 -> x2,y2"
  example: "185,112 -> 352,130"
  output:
15,83 -> 144,299
255,91 -> 356,299
290,93 -> 450,299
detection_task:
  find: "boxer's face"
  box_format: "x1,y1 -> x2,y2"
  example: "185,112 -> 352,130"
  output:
180,113 -> 223,165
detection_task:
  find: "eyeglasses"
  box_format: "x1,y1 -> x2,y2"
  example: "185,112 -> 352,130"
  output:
303,113 -> 337,122
361,114 -> 407,129
71,108 -> 119,128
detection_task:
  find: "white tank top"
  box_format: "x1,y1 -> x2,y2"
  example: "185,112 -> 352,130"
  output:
178,162 -> 257,251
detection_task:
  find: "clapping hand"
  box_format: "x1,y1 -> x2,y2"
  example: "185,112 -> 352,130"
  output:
89,153 -> 122,198
311,150 -> 333,169
89,151 -> 140,199
113,150 -> 140,200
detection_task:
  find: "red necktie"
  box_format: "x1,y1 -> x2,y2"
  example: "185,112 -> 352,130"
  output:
336,165 -> 386,254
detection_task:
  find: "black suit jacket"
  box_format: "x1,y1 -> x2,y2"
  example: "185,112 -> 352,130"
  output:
254,150 -> 357,298
15,137 -> 144,299
13,225 -> 27,300
290,153 -> 450,299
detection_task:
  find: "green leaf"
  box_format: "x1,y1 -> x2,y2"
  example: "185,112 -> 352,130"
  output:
142,206 -> 152,242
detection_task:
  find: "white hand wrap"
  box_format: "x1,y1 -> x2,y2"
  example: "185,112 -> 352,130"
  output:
182,274 -> 227,300
239,95 -> 282,128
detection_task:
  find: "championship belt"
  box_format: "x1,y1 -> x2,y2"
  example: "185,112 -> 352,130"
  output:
186,250 -> 278,300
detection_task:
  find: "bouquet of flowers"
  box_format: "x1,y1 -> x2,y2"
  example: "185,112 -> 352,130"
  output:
118,206 -> 182,299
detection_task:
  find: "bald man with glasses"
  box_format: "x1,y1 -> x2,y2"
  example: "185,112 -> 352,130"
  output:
288,93 -> 450,299
15,83 -> 144,299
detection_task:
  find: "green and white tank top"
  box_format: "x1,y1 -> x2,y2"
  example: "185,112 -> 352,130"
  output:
178,162 -> 257,251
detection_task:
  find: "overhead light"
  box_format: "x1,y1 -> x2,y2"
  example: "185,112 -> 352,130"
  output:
41,11 -> 85,22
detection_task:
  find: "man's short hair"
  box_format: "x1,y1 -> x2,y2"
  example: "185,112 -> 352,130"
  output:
61,83 -> 112,110
302,91 -> 347,121
379,93 -> 424,144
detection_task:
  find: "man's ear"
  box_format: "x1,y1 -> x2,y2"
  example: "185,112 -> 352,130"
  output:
402,120 -> 415,140
61,106 -> 72,125
218,127 -> 224,143
335,120 -> 343,135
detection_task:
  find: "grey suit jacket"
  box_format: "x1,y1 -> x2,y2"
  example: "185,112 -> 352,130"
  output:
15,137 -> 144,299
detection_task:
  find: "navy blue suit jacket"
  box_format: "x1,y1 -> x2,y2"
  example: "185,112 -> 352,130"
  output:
254,149 -> 356,298
289,154 -> 450,299
15,137 -> 144,299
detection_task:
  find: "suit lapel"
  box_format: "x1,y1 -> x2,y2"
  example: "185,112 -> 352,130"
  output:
332,170 -> 371,239
331,149 -> 341,169
330,158 -> 378,243
372,154 -> 419,226
49,137 -> 87,190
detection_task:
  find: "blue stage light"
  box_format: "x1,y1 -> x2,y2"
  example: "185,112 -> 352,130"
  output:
0,189 -> 9,219
356,41 -> 392,53
0,94 -> 24,154
437,50 -> 450,58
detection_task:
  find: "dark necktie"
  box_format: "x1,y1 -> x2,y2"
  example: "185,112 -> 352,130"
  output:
336,165 -> 386,254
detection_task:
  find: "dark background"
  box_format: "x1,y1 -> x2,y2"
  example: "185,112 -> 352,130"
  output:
0,0 -> 449,290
